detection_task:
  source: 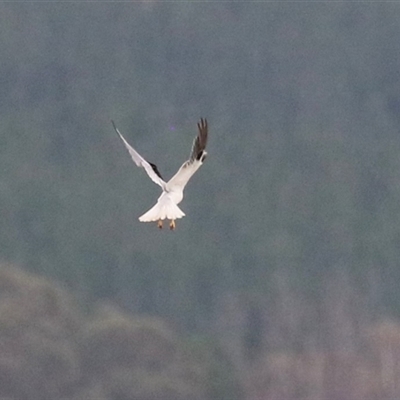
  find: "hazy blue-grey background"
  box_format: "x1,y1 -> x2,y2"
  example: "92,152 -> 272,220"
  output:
1,3 -> 400,399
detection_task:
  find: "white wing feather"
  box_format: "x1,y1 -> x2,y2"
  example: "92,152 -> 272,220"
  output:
112,121 -> 167,190
167,118 -> 208,191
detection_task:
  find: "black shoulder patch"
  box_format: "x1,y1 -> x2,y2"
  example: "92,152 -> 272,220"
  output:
196,150 -> 204,161
149,162 -> 163,180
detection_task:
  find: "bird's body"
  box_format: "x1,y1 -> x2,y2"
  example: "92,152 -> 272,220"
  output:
138,189 -> 184,223
112,119 -> 208,229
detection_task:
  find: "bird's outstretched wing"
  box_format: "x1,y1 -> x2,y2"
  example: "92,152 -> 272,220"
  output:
167,118 -> 208,191
112,120 -> 167,190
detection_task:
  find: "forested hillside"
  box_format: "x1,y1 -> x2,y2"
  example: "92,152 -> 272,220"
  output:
1,3 -> 400,399
0,266 -> 240,400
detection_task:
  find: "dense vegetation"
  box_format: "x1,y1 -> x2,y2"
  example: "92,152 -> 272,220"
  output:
0,266 -> 241,400
1,264 -> 400,399
1,3 -> 400,398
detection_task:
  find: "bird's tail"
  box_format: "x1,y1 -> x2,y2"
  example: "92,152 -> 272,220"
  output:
139,200 -> 185,222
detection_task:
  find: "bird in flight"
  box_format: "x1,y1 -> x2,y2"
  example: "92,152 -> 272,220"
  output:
112,119 -> 208,230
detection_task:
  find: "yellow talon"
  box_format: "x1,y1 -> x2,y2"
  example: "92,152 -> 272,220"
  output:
169,220 -> 176,230
157,220 -> 163,229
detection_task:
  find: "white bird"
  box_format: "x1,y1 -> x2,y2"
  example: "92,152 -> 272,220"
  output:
112,119 -> 208,230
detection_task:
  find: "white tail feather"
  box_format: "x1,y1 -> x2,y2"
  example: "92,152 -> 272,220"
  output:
139,201 -> 185,222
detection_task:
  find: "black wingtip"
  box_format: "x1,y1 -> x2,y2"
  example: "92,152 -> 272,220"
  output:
197,118 -> 207,131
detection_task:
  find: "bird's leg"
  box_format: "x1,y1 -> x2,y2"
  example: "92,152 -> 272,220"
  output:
157,220 -> 163,229
169,220 -> 176,230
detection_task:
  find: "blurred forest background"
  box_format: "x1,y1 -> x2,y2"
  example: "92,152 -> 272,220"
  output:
1,2 -> 400,399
